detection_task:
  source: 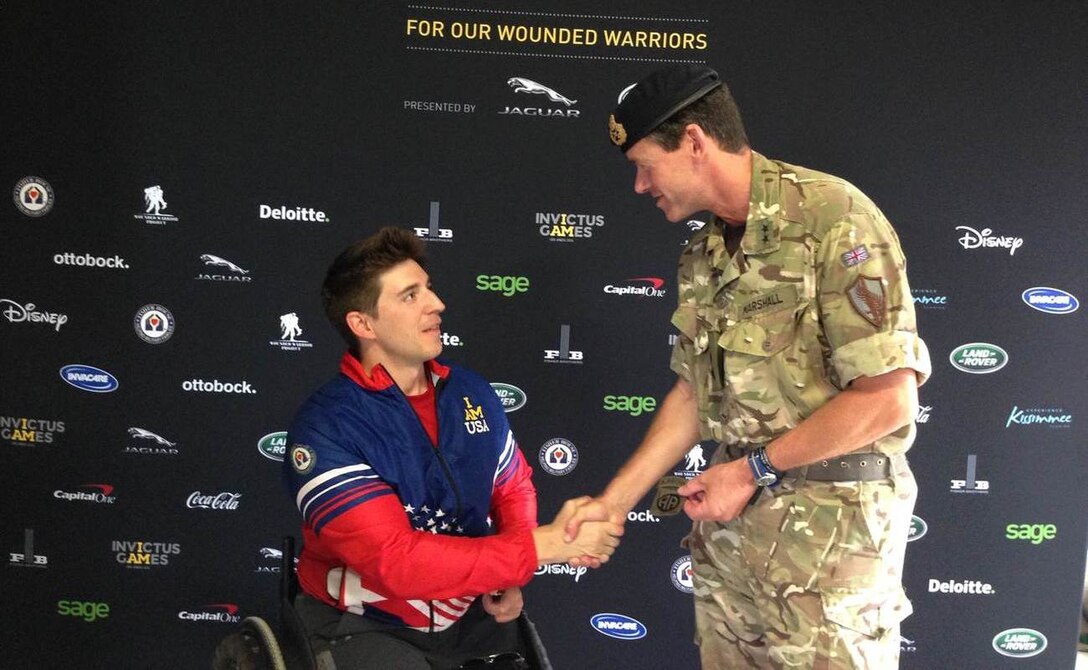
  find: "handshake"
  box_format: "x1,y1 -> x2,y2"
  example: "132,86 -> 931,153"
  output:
532,497 -> 624,568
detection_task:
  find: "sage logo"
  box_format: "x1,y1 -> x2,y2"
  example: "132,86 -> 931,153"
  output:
476,274 -> 529,297
949,343 -> 1007,374
60,365 -> 119,393
412,201 -> 452,242
955,226 -> 1023,255
1021,287 -> 1078,314
908,515 -> 928,542
57,600 -> 110,622
544,324 -> 583,364
992,628 -> 1047,658
258,431 -> 287,461
1005,523 -> 1056,545
1006,406 -> 1072,428
670,556 -> 693,593
591,613 -> 647,640
491,383 -> 526,412
603,394 -> 657,417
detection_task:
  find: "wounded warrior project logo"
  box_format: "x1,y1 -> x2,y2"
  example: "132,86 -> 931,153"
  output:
2,416 -> 65,447
134,185 -> 178,225
13,176 -> 54,217
270,312 -> 312,351
500,77 -> 579,118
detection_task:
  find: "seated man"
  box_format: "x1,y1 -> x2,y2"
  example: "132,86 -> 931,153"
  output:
283,227 -> 621,669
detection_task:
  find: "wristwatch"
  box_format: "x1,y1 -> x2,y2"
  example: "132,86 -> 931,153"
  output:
747,446 -> 783,487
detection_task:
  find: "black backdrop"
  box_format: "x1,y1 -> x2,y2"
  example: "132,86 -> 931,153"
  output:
2,2 -> 1086,668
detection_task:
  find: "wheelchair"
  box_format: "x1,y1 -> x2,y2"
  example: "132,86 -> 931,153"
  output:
211,538 -> 551,670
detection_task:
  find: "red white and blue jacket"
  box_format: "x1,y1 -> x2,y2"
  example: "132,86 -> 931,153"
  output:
283,352 -> 538,631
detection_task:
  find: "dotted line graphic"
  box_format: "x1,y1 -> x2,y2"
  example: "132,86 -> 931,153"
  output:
406,5 -> 709,23
405,46 -> 706,63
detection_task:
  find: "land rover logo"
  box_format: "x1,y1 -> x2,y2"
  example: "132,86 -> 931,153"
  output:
908,516 -> 928,542
992,628 -> 1047,658
258,432 -> 288,461
490,383 -> 527,412
949,343 -> 1008,374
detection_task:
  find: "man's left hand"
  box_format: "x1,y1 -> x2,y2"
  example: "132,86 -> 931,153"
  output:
482,587 -> 523,624
677,459 -> 757,521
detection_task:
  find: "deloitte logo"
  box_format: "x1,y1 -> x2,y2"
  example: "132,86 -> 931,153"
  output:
949,343 -> 1007,374
490,383 -> 526,412
13,176 -> 54,217
258,432 -> 287,461
992,628 -> 1047,658
1021,287 -> 1078,314
907,516 -> 928,542
539,438 -> 577,476
670,556 -> 693,593
258,204 -> 328,222
134,304 -> 175,344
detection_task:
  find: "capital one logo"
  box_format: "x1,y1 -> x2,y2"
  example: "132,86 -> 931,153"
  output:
544,324 -> 583,364
412,201 -> 452,242
950,455 -> 989,494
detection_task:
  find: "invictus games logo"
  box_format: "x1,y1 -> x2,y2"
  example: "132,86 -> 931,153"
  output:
670,556 -> 694,593
2,416 -> 65,447
908,515 -> 928,542
461,396 -> 490,435
992,628 -> 1047,658
950,455 -> 989,494
125,427 -> 178,455
1021,287 -> 1078,314
949,343 -> 1007,374
491,383 -> 526,412
113,540 -> 180,569
134,304 -> 175,344
536,211 -> 604,241
500,77 -> 579,118
1006,405 -> 1072,428
134,185 -> 179,225
55,484 -> 116,504
13,176 -> 54,216
270,312 -> 313,351
9,529 -> 48,568
912,288 -> 948,309
258,432 -> 287,461
1,298 -> 68,331
412,201 -> 452,242
539,438 -> 578,476
544,324 -> 583,364
955,225 -> 1023,255
195,254 -> 252,282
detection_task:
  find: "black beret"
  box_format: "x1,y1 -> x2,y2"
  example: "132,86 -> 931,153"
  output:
608,64 -> 722,152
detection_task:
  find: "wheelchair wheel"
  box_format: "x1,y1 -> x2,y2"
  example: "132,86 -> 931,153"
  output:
211,616 -> 287,670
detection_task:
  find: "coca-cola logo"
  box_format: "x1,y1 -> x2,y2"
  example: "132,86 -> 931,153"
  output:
186,491 -> 242,510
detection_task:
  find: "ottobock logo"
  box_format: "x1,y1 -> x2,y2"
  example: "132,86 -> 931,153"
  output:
603,394 -> 657,417
178,604 -> 241,623
500,77 -> 579,118
491,383 -> 526,412
112,539 -> 180,569
908,515 -> 928,542
604,277 -> 666,298
134,304 -> 175,344
58,600 -> 110,622
1005,523 -> 1057,545
258,432 -> 287,461
195,254 -> 252,282
412,201 -> 452,242
53,252 -> 130,270
13,176 -> 54,217
670,556 -> 693,593
544,324 -> 583,364
590,613 -> 647,640
536,211 -> 604,241
992,628 -> 1047,658
60,365 -> 118,393
927,578 -> 995,595
627,509 -> 661,524
1006,405 -> 1072,428
538,438 -> 578,476
1,416 -> 65,447
125,427 -> 178,455
1021,287 -> 1078,314
955,226 -> 1023,255
535,563 -> 588,582
134,185 -> 179,225
950,454 -> 989,494
912,288 -> 948,309
258,204 -> 328,222
476,274 -> 529,296
9,529 -> 48,568
182,378 -> 257,394
949,343 -> 1007,374
270,312 -> 313,351
186,491 -> 242,510
1,298 -> 68,331
54,484 -> 116,504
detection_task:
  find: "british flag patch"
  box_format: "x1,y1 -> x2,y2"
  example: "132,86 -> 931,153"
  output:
841,245 -> 870,268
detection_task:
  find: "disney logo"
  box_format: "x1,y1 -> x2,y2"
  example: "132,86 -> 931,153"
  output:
955,226 -> 1024,255
1,299 -> 68,331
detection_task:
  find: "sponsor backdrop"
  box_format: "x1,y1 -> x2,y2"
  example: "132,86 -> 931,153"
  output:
1,2 -> 1085,668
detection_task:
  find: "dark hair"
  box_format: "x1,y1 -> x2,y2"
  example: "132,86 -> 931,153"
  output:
321,227 -> 427,348
648,86 -> 749,153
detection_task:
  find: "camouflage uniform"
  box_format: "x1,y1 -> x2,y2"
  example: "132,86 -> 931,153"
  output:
672,152 -> 931,669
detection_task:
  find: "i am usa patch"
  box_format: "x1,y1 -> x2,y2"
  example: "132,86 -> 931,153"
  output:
841,245 -> 870,268
846,275 -> 886,329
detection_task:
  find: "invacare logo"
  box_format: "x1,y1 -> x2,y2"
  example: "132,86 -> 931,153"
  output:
182,379 -> 256,394
591,613 -> 647,640
1022,287 -> 1078,314
60,365 -> 118,392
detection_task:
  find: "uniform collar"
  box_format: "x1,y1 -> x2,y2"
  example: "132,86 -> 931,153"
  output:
339,351 -> 450,392
739,151 -> 783,256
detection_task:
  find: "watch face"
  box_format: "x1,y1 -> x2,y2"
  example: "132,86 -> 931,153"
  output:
755,473 -> 777,487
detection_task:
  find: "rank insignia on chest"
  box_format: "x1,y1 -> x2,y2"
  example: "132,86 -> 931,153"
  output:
846,275 -> 886,329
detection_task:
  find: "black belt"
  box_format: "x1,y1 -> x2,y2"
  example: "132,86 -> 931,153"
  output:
788,453 -> 900,482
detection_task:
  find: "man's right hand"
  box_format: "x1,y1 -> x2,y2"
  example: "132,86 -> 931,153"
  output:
561,496 -> 627,568
532,497 -> 623,566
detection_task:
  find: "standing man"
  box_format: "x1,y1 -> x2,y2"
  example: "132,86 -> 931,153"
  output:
285,227 -> 621,669
569,65 -> 931,668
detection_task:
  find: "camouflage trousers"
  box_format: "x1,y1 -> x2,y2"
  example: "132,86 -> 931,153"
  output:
686,468 -> 917,669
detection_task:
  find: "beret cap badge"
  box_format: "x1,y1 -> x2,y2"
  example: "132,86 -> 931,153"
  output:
608,114 -> 627,147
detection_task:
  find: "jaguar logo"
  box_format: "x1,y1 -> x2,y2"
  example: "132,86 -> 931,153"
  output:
507,77 -> 576,107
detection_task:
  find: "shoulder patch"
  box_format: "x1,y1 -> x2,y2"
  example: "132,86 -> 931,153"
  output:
847,276 -> 886,329
290,444 -> 316,474
841,244 -> 870,268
